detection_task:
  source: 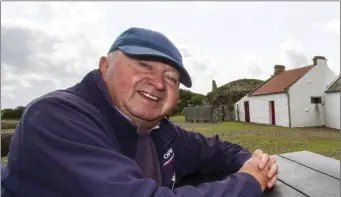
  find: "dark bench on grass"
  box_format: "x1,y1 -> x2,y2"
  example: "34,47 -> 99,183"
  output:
177,150 -> 340,197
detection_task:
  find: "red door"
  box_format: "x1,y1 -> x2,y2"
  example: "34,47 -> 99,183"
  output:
270,101 -> 275,125
244,101 -> 250,122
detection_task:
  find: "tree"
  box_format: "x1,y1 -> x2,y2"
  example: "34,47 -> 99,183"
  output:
191,94 -> 205,106
1,106 -> 25,120
169,89 -> 206,116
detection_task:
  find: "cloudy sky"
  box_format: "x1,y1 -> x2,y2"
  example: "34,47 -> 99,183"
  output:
1,1 -> 340,109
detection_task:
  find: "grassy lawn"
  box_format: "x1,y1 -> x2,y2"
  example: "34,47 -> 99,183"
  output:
1,156 -> 8,165
171,116 -> 340,160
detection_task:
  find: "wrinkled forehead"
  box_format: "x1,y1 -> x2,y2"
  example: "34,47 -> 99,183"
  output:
123,53 -> 180,74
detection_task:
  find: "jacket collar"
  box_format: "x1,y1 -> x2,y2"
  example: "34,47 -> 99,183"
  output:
112,104 -> 160,132
67,69 -> 175,147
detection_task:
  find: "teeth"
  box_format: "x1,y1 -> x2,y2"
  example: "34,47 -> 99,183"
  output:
140,92 -> 159,101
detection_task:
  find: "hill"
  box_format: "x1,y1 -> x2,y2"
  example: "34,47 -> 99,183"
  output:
207,78 -> 264,106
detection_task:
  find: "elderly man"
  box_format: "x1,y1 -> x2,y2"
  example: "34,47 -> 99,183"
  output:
1,27 -> 278,197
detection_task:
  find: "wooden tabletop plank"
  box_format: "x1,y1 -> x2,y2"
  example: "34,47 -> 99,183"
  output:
262,180 -> 307,197
274,155 -> 340,197
279,151 -> 340,180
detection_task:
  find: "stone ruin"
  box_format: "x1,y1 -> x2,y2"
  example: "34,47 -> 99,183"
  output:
183,78 -> 263,123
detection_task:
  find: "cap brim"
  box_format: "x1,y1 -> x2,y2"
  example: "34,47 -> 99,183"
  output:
118,45 -> 192,88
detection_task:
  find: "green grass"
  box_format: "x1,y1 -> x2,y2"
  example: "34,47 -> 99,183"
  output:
170,115 -> 186,122
171,116 -> 340,160
1,156 -> 8,165
1,119 -> 19,129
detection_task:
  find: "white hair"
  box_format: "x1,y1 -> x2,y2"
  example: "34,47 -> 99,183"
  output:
106,50 -> 121,68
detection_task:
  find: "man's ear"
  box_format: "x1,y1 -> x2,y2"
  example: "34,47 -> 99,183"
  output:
99,56 -> 109,76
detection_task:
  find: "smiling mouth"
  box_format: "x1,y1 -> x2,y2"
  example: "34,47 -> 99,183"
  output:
138,91 -> 160,102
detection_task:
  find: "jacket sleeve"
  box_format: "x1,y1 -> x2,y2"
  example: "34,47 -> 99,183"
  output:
18,96 -> 261,197
174,124 -> 253,179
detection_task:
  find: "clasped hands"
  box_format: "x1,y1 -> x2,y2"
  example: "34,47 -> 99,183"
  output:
239,149 -> 279,192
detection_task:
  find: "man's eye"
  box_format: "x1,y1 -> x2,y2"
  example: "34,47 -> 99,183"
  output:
166,76 -> 178,84
139,62 -> 149,67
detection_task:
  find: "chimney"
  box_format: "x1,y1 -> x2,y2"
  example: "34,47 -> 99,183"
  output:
274,65 -> 285,75
312,56 -> 327,66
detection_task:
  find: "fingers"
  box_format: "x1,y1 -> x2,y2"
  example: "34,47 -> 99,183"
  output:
267,162 -> 279,179
258,153 -> 276,170
267,175 -> 277,188
240,150 -> 279,192
259,154 -> 270,169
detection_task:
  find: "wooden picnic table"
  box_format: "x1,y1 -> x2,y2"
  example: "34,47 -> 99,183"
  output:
263,150 -> 340,197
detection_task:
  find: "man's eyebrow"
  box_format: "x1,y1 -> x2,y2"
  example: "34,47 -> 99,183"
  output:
139,59 -> 179,74
163,65 -> 179,74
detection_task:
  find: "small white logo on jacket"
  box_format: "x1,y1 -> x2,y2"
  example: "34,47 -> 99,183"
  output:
163,148 -> 175,167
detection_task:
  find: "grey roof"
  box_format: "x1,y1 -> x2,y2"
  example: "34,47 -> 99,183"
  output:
325,76 -> 340,93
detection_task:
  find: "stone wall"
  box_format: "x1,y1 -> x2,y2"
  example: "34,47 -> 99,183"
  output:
212,105 -> 235,121
183,105 -> 235,123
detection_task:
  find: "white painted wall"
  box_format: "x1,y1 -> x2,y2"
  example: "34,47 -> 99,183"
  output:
324,92 -> 340,130
234,95 -> 248,122
235,93 -> 289,127
288,60 -> 337,127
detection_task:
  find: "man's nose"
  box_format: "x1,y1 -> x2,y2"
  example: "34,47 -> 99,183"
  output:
147,72 -> 166,90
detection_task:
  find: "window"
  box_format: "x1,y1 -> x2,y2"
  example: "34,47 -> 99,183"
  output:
311,96 -> 322,104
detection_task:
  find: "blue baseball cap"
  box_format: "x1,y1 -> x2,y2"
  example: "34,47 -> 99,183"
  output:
108,27 -> 192,88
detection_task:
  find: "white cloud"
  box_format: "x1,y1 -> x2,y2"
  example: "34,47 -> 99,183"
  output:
1,2 -> 107,108
18,79 -> 31,88
311,20 -> 340,35
181,51 -> 270,94
311,22 -> 320,29
241,53 -> 265,77
279,39 -> 309,68
325,20 -> 340,35
179,46 -> 217,94
1,86 -> 15,92
327,59 -> 340,75
1,93 -> 16,99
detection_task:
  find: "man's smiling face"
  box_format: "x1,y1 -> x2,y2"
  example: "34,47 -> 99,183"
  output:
100,50 -> 180,129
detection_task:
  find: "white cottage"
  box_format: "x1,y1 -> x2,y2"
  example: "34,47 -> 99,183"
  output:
323,76 -> 340,129
235,56 -> 338,128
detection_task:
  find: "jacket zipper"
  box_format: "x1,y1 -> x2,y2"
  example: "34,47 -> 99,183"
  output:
171,172 -> 176,190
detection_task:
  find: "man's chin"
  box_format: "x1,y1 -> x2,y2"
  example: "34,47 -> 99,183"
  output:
130,114 -> 164,132
130,111 -> 162,123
